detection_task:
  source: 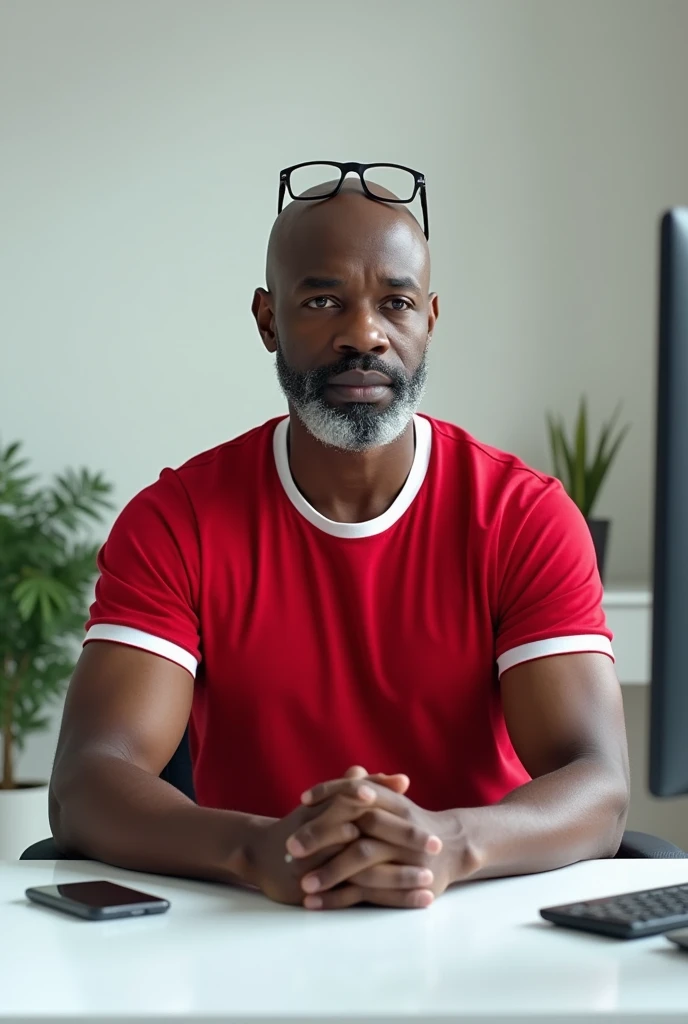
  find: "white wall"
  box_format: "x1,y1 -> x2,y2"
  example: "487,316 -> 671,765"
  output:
3,0 -> 688,837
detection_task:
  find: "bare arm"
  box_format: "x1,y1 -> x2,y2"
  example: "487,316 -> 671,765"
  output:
50,642 -> 271,882
446,652 -> 630,879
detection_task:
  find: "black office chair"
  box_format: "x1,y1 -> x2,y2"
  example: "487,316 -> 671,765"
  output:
21,728 -> 687,860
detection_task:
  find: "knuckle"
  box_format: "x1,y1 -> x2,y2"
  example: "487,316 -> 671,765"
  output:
359,810 -> 379,831
406,824 -> 426,846
297,823 -> 316,846
355,838 -> 377,861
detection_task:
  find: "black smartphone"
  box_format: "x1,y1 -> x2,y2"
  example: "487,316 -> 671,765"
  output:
25,880 -> 171,920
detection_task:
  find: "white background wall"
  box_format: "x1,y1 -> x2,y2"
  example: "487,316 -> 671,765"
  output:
2,0 -> 688,841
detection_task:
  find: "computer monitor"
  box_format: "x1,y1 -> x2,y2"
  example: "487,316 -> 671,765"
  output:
650,208 -> 688,797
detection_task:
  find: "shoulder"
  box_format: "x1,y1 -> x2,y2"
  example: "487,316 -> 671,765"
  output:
173,416 -> 284,486
115,417 -> 285,530
424,414 -> 559,514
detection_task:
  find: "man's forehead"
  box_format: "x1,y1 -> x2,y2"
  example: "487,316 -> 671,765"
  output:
266,188 -> 430,292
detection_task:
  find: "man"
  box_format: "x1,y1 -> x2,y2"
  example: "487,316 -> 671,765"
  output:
50,163 -> 629,911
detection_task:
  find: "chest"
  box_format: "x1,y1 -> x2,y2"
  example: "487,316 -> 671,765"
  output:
196,507 -> 498,720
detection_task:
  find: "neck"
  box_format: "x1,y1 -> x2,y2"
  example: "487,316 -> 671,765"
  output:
286,411 -> 416,523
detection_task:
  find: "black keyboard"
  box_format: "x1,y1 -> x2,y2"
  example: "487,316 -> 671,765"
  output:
541,882 -> 688,939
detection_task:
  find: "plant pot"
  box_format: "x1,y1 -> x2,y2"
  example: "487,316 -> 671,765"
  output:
0,782 -> 50,859
586,518 -> 610,583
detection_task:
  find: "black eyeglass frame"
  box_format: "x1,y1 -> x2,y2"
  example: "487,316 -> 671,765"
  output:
278,160 -> 429,240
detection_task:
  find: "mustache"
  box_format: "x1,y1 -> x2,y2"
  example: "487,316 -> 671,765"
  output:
303,355 -> 408,395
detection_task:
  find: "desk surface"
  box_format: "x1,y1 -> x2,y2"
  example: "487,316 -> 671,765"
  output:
3,858 -> 688,1024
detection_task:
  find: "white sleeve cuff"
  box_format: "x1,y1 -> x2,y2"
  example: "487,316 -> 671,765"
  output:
497,634 -> 614,677
84,624 -> 198,678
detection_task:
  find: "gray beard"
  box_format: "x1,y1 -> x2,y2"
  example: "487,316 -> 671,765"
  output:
274,342 -> 429,452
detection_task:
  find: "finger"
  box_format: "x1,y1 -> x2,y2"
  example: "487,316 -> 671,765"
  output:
305,887 -> 434,911
288,792 -> 441,860
290,804 -> 441,860
343,766 -> 410,795
302,778 -> 408,811
286,787 -> 386,858
372,773 -> 410,794
304,885 -> 365,911
300,837 -> 394,893
357,808 -> 443,855
285,820 -> 360,859
348,863 -> 434,890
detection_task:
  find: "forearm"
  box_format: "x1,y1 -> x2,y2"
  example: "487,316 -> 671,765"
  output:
440,756 -> 629,883
50,752 -> 273,885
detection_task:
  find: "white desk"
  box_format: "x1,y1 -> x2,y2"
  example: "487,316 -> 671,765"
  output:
603,588 -> 652,685
3,859 -> 688,1023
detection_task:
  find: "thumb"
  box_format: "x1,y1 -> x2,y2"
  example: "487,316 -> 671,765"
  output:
376,772 -> 410,794
344,765 -> 410,794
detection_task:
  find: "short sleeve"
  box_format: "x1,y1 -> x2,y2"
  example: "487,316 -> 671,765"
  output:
495,477 -> 613,678
85,468 -> 201,677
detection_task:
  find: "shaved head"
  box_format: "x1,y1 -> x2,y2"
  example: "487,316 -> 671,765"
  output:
266,179 -> 430,294
253,177 -> 438,452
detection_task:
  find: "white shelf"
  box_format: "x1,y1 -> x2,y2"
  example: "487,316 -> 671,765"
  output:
602,587 -> 652,685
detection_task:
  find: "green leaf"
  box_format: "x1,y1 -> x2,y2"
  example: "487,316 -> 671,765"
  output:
557,420 -> 576,497
12,572 -> 76,625
573,397 -> 588,512
590,402 -> 623,476
547,414 -> 565,482
0,440 -> 111,772
586,424 -> 631,517
3,441 -> 22,462
11,579 -> 40,621
544,397 -> 629,517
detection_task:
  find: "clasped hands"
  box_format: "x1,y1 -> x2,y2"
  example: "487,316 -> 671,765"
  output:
247,766 -> 475,910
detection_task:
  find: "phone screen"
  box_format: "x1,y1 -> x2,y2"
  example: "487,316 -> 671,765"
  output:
36,881 -> 168,908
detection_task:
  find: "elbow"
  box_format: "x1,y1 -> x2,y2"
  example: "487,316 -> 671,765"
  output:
48,773 -> 72,854
599,768 -> 631,858
49,760 -> 86,855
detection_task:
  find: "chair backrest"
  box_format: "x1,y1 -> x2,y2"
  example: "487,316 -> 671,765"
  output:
159,726 -> 195,801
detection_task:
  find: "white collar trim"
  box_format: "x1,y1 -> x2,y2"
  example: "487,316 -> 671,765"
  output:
272,414 -> 432,539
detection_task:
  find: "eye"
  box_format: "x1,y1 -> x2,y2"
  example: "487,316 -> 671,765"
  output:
305,296 -> 339,309
384,297 -> 413,311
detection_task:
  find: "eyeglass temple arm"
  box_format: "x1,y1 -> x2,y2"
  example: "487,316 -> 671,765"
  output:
278,179 -> 286,214
420,185 -> 430,241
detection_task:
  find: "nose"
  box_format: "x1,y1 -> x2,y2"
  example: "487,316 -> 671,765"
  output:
332,307 -> 390,358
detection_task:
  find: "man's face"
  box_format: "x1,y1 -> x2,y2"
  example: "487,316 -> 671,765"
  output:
253,191 -> 439,452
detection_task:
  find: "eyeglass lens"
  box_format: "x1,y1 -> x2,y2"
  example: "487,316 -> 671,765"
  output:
288,163 -> 416,203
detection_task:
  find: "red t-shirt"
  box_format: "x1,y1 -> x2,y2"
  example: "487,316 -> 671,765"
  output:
85,414 -> 613,817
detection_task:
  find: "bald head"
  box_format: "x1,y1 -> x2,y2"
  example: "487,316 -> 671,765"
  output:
265,179 -> 430,295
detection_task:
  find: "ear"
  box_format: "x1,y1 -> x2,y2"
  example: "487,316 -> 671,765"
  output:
252,288 -> 277,353
427,292 -> 439,342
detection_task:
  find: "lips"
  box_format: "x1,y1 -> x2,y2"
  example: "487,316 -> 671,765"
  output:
327,370 -> 393,387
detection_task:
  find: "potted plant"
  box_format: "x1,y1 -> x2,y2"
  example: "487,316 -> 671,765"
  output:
547,398 -> 630,583
0,438 -> 112,858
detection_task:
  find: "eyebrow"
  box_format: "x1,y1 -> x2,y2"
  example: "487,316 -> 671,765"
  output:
297,276 -> 343,290
296,275 -> 421,291
384,276 -> 421,291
